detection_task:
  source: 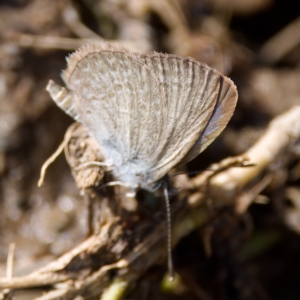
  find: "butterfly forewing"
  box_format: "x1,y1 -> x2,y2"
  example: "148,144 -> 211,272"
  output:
140,54 -> 224,181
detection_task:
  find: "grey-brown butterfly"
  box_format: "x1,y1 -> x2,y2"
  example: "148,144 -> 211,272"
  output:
46,42 -> 238,279
47,42 -> 238,193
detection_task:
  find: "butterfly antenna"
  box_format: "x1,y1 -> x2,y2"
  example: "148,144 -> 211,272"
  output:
164,184 -> 175,281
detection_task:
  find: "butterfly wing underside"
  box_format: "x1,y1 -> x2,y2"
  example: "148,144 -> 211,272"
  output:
140,53 -> 238,178
48,43 -> 237,186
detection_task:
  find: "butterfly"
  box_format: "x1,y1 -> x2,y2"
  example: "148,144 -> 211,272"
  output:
46,42 -> 238,193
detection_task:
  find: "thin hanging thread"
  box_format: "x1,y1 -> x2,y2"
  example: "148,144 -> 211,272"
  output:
164,185 -> 174,281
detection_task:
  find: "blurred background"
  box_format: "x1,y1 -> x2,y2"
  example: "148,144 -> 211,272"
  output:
0,0 -> 300,299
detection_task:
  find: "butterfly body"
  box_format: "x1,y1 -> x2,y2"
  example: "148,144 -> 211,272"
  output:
47,42 -> 238,192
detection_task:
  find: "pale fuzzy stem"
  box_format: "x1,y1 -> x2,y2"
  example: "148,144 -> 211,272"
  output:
38,138 -> 68,187
38,123 -> 79,187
